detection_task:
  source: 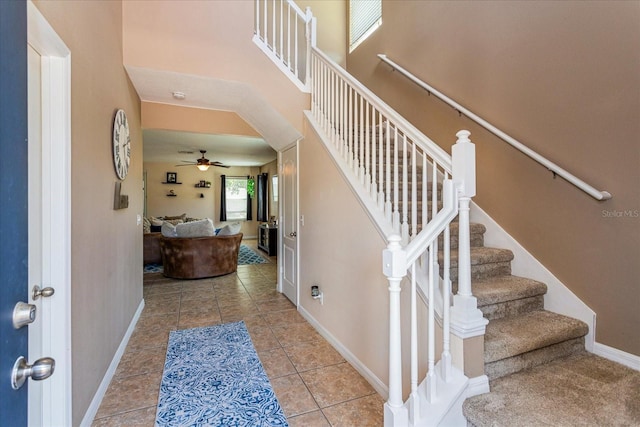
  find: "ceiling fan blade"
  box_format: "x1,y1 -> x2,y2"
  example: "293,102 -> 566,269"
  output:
175,164 -> 196,167
213,164 -> 230,168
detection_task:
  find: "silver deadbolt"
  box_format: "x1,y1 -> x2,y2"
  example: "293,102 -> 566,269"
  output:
32,285 -> 55,300
289,231 -> 297,237
13,302 -> 36,329
11,356 -> 55,390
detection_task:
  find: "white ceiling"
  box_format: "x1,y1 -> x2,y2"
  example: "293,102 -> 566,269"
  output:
143,129 -> 276,167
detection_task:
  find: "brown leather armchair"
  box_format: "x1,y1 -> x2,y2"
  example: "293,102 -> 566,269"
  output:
159,233 -> 243,279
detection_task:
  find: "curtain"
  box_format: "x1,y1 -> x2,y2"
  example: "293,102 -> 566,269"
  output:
219,174 -> 227,222
257,173 -> 268,222
246,175 -> 253,221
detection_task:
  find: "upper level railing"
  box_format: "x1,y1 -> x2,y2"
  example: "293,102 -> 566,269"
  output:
378,54 -> 612,202
253,0 -> 315,92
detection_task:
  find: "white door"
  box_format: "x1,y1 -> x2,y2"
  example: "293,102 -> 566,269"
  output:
280,144 -> 298,304
27,3 -> 72,425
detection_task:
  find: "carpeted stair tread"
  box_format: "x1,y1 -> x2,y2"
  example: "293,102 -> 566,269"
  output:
448,247 -> 514,266
484,310 -> 588,364
463,352 -> 640,427
474,275 -> 547,307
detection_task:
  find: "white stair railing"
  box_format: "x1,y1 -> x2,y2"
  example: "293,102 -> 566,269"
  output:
253,0 -> 316,92
254,2 -> 487,425
310,46 -> 487,426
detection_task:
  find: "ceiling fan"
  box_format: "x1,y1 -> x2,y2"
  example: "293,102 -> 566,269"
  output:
176,150 -> 229,171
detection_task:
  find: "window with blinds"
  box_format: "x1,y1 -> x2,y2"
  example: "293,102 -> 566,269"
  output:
349,0 -> 382,52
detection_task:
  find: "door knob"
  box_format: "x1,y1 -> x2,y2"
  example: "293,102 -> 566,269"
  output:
32,285 -> 55,300
11,356 -> 55,390
289,231 -> 297,237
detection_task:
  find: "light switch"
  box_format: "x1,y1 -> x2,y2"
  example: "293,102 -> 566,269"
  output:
136,214 -> 142,226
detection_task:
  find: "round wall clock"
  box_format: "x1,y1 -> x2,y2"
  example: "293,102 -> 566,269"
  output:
112,109 -> 131,180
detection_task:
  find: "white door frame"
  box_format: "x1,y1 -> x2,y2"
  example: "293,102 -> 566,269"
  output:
27,2 -> 72,425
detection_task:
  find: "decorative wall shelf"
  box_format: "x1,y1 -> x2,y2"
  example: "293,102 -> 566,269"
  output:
162,182 -> 182,185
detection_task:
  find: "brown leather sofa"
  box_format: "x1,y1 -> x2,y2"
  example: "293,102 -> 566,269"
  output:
159,233 -> 243,279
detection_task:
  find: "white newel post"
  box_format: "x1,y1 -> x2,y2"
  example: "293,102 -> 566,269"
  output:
383,235 -> 408,426
450,131 -> 488,354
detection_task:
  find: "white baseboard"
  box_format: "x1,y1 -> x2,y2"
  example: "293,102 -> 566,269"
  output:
80,299 -> 145,427
298,306 -> 389,399
593,342 -> 640,371
469,202 -> 596,352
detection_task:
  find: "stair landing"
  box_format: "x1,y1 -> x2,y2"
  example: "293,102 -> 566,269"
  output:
463,352 -> 640,426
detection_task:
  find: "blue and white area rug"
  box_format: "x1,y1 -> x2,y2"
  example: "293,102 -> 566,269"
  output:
156,322 -> 288,427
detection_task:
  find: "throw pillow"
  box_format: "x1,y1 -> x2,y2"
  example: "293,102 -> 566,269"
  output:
161,221 -> 178,238
143,217 -> 151,233
176,218 -> 215,238
217,222 -> 241,236
163,219 -> 184,226
164,213 -> 187,222
149,217 -> 164,227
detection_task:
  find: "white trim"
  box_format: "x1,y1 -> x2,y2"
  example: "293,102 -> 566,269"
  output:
298,306 -> 389,399
593,342 -> 640,371
469,202 -> 596,351
80,300 -> 145,427
466,374 -> 490,398
27,3 -> 73,426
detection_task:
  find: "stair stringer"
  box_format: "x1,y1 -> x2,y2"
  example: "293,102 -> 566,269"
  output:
469,202 -> 596,351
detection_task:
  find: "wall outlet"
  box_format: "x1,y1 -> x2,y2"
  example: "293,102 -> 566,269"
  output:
311,284 -> 323,305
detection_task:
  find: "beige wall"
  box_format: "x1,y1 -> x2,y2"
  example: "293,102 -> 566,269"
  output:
142,102 -> 260,137
145,162 -> 264,238
144,162 -> 217,220
299,121 -> 391,389
298,0 -> 347,66
346,1 -> 640,355
31,1 -> 143,424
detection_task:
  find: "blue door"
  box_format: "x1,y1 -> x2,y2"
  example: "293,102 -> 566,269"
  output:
0,0 -> 29,424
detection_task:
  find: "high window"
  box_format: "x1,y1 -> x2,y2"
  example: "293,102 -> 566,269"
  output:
349,0 -> 382,52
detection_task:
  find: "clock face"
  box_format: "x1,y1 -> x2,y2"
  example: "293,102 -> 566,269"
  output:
112,109 -> 130,180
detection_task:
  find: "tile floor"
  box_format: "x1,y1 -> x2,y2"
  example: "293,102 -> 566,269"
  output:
92,240 -> 384,426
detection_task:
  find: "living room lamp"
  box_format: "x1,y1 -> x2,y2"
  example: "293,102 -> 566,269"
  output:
197,164 -> 210,171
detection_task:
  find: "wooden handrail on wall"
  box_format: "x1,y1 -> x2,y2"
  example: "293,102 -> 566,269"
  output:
377,54 -> 612,201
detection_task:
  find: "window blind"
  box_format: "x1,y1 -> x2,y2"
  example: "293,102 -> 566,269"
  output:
349,0 -> 382,52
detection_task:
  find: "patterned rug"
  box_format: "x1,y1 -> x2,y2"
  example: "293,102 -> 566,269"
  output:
237,244 -> 268,265
144,244 -> 267,273
156,322 -> 288,426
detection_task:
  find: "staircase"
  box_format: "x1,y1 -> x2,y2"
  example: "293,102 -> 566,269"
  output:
447,228 -> 589,381
251,2 -> 639,426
